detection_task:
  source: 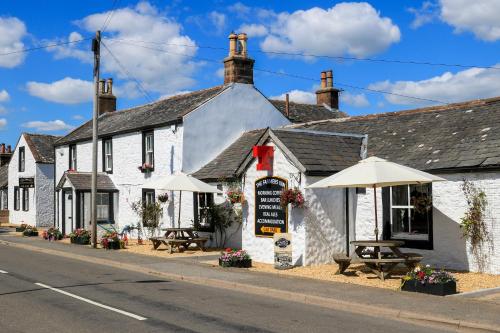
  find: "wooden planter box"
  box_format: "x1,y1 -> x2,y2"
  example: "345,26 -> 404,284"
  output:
71,237 -> 90,245
401,279 -> 457,296
219,258 -> 252,268
15,227 -> 26,232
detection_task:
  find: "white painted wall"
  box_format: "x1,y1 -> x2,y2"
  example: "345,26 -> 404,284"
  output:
35,163 -> 55,227
353,171 -> 500,274
182,83 -> 291,173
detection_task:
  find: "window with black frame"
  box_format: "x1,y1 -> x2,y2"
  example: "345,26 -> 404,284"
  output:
194,192 -> 214,232
19,147 -> 25,172
69,144 -> 77,170
22,188 -> 29,211
13,187 -> 20,211
383,183 -> 433,249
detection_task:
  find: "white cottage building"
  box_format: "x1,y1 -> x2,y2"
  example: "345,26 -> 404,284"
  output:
193,97 -> 500,274
53,33 -> 344,236
8,133 -> 59,227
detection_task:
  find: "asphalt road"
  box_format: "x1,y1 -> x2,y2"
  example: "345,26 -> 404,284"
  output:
0,244 -> 452,333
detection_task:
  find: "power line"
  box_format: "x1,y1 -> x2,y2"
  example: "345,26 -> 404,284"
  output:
101,0 -> 121,33
0,38 -> 91,56
104,37 -> 500,71
101,41 -> 153,102
109,39 -> 449,105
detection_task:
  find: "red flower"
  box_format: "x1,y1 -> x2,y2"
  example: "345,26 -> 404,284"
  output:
225,248 -> 233,253
417,271 -> 426,280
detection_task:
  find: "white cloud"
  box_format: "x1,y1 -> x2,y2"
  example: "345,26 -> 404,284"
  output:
270,90 -> 316,104
45,31 -> 91,63
408,1 -> 440,29
341,92 -> 370,107
369,64 -> 500,105
0,118 -> 6,130
228,2 -> 252,17
440,0 -> 500,41
238,24 -> 268,37
260,3 -> 401,58
0,16 -> 27,68
158,90 -> 191,100
209,11 -> 227,34
26,77 -> 93,104
21,120 -> 74,132
0,90 -> 9,102
215,67 -> 224,79
48,2 -> 200,96
72,115 -> 85,120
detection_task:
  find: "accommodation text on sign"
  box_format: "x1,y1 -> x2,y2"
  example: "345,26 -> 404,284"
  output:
255,176 -> 287,237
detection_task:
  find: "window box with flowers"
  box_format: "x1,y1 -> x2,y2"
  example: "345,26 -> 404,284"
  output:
100,231 -> 125,250
401,265 -> 457,296
43,227 -> 63,241
219,248 -> 252,268
280,188 -> 305,209
69,228 -> 91,245
138,163 -> 154,173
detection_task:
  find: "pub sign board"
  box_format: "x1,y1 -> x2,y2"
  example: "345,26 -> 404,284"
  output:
19,177 -> 34,188
255,176 -> 288,237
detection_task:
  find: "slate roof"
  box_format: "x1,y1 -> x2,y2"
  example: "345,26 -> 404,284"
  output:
269,100 -> 346,123
192,129 -> 268,181
294,96 -> 500,171
57,172 -> 117,191
24,133 -> 60,163
55,86 -> 228,146
193,128 -> 364,180
0,164 -> 8,188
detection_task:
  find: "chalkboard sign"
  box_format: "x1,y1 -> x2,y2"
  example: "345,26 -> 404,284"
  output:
255,176 -> 287,237
19,177 -> 34,188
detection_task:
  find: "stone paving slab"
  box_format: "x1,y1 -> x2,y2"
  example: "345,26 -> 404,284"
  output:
2,232 -> 500,329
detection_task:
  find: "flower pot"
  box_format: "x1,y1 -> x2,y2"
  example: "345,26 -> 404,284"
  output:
71,237 -> 90,245
219,258 -> 252,268
401,279 -> 457,296
15,227 -> 25,232
23,231 -> 38,237
105,240 -> 121,250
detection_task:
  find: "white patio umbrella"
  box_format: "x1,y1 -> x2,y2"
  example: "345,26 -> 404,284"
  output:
143,172 -> 222,228
307,156 -> 445,241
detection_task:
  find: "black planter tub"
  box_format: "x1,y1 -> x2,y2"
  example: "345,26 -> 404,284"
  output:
401,280 -> 457,296
219,258 -> 252,268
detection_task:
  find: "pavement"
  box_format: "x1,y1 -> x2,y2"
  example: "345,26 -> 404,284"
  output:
1,230 -> 499,332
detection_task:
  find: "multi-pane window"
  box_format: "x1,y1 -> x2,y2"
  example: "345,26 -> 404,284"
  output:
22,188 -> 29,211
143,132 -> 154,168
13,187 -> 20,211
96,193 -> 109,221
69,145 -> 77,170
144,191 -> 155,205
103,139 -> 113,172
195,193 -> 214,231
389,184 -> 432,241
19,147 -> 25,172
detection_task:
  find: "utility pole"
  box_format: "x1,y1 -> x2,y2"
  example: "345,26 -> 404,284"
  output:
91,30 -> 101,248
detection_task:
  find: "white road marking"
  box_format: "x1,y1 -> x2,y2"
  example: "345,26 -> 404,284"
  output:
35,282 -> 147,321
0,270 -> 8,274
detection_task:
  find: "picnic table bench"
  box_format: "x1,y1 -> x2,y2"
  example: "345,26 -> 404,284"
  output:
150,227 -> 209,253
333,240 -> 423,280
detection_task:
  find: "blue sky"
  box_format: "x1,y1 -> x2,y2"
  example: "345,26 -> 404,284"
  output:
1,0 -> 499,144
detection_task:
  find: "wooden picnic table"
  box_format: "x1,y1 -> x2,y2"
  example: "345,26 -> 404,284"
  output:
149,227 -> 208,254
334,240 -> 423,281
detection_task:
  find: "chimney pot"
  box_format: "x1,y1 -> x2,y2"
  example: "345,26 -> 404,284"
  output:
326,70 -> 333,88
228,32 -> 238,56
237,33 -> 248,57
7,145 -> 11,153
316,69 -> 340,109
106,78 -> 113,95
0,144 -> 5,153
223,32 -> 255,85
320,71 -> 327,89
99,79 -> 106,94
98,77 -> 117,115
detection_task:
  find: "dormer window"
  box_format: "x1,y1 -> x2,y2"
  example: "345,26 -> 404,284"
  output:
69,144 -> 77,171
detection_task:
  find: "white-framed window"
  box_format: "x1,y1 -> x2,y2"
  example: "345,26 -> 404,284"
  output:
19,147 -> 25,172
22,188 -> 29,211
69,144 -> 77,170
96,193 -> 110,221
144,132 -> 154,167
389,184 -> 432,241
103,139 -> 113,172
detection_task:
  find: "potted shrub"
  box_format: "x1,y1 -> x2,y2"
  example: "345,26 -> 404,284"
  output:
100,231 -> 124,250
16,223 -> 29,233
219,248 -> 252,268
69,229 -> 91,245
280,188 -> 305,208
22,226 -> 38,237
401,265 -> 457,296
43,227 -> 63,241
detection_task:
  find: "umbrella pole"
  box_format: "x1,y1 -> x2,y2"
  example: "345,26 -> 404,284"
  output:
373,185 -> 379,242
178,190 -> 182,228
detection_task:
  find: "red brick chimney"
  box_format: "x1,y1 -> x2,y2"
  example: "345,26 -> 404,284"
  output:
223,32 -> 255,84
98,78 -> 116,116
316,70 -> 340,109
0,143 -> 13,166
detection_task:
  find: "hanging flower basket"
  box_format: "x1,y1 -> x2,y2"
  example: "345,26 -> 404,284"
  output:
227,190 -> 245,204
138,163 -> 154,173
280,188 -> 305,208
157,193 -> 169,203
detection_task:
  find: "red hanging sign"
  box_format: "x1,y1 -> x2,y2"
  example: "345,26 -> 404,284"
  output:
252,145 -> 274,171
